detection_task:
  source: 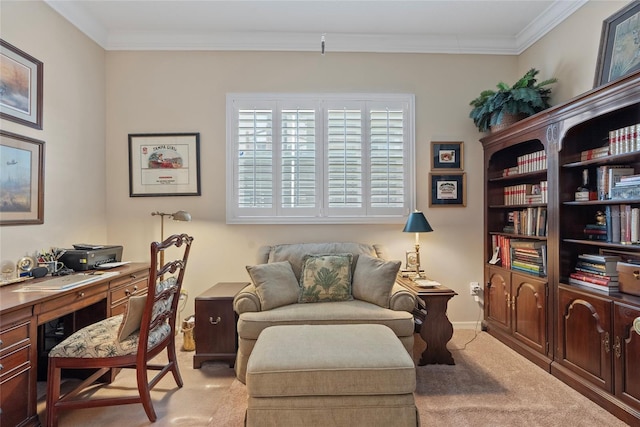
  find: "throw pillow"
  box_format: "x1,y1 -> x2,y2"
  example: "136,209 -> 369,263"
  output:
117,295 -> 147,342
352,254 -> 401,308
299,254 -> 353,303
246,261 -> 299,310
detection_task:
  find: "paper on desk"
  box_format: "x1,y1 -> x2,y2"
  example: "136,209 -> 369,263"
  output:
16,271 -> 120,292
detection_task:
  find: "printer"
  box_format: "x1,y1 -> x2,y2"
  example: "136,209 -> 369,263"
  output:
60,245 -> 123,271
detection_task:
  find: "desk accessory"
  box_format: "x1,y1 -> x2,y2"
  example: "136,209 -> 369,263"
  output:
402,211 -> 433,279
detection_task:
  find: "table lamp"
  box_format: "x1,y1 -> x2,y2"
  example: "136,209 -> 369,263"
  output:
151,210 -> 192,266
403,210 -> 433,278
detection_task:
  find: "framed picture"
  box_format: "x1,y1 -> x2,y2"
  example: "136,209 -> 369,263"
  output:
0,40 -> 43,129
0,130 -> 45,225
405,251 -> 418,271
431,141 -> 463,170
593,1 -> 640,87
128,133 -> 201,197
429,172 -> 466,207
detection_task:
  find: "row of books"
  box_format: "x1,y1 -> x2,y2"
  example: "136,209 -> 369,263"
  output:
492,235 -> 547,277
503,181 -> 548,205
502,149 -> 547,176
609,124 -> 640,156
578,124 -> 639,160
599,205 -> 640,244
503,207 -> 547,237
596,165 -> 635,200
568,253 -> 619,293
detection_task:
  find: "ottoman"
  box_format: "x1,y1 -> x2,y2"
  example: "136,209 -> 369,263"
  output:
245,324 -> 418,427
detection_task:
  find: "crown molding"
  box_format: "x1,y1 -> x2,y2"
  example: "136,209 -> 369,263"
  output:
45,0 -> 585,54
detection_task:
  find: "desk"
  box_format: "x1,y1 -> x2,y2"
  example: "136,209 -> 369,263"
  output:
396,276 -> 457,365
0,263 -> 149,427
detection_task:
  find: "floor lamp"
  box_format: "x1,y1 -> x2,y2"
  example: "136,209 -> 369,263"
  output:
403,210 -> 433,279
151,210 -> 192,267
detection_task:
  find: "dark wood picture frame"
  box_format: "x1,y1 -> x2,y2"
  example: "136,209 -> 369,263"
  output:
429,172 -> 466,207
593,1 -> 640,87
431,141 -> 463,170
128,133 -> 201,197
0,39 -> 43,129
0,130 -> 45,225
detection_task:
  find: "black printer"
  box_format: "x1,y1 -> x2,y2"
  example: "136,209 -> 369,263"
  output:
59,245 -> 123,271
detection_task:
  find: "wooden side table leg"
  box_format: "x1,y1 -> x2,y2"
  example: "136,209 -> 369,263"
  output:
419,295 -> 455,365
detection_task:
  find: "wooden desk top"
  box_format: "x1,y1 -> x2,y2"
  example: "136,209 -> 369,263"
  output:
0,262 -> 149,315
396,275 -> 458,297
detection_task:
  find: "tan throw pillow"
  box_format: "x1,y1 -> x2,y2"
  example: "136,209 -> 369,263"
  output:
117,295 -> 147,342
246,261 -> 299,310
352,254 -> 401,308
299,254 -> 353,303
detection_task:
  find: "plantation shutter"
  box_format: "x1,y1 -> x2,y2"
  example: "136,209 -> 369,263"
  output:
326,107 -> 363,215
280,107 -> 320,216
234,106 -> 275,215
370,107 -> 405,209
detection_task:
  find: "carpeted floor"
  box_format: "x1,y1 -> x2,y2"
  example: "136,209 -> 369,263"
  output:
38,329 -> 630,426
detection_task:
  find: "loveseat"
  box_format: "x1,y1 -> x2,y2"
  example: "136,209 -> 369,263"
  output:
233,242 -> 417,384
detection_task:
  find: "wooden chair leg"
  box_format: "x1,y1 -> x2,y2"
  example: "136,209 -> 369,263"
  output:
46,359 -> 61,427
167,339 -> 183,387
137,366 -> 157,422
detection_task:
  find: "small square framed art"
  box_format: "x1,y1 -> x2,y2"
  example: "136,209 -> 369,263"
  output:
429,172 -> 466,207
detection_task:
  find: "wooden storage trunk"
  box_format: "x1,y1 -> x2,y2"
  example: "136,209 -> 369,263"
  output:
616,262 -> 640,297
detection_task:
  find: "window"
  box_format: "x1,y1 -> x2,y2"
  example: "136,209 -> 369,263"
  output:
226,93 -> 415,224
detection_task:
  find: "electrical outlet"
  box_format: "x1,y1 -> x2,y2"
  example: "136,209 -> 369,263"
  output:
469,282 -> 481,296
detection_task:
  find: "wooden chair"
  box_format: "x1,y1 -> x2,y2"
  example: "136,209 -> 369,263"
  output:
46,233 -> 193,426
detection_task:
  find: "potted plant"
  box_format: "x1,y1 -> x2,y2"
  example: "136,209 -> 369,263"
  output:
469,68 -> 557,133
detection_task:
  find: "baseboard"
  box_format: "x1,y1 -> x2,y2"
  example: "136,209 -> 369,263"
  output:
452,321 -> 482,330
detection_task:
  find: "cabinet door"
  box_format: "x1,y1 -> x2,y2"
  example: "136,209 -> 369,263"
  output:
486,266 -> 510,331
613,302 -> 640,409
511,273 -> 547,354
558,287 -> 612,392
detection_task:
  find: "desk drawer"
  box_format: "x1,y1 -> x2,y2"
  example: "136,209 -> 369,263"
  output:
0,345 -> 30,380
37,283 -> 108,324
0,321 -> 30,357
111,279 -> 148,306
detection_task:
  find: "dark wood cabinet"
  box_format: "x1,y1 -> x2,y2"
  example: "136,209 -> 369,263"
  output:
485,265 -> 549,368
193,282 -> 249,369
481,70 -> 640,424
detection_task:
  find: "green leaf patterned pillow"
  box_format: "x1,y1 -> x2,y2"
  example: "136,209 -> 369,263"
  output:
299,254 -> 353,303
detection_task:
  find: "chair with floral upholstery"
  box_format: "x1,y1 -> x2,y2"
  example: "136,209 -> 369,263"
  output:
45,233 -> 193,427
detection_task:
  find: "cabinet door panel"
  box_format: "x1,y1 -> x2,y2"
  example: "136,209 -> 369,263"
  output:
614,302 -> 640,408
558,288 -> 612,392
486,267 -> 510,330
512,273 -> 547,353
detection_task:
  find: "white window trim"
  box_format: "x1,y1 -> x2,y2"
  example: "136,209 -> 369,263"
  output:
226,93 -> 415,224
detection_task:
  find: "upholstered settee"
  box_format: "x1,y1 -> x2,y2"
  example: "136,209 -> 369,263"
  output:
233,242 -> 417,384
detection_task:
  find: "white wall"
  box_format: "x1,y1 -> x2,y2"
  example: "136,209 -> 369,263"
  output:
0,2 -> 107,262
1,0 -> 630,327
105,51 -> 510,325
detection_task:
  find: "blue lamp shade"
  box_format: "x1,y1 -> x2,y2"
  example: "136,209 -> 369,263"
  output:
403,211 -> 434,233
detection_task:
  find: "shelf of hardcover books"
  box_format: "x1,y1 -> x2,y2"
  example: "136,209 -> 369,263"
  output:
558,112 -> 640,296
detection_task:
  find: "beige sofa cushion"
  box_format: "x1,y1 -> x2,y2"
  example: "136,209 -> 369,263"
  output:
352,254 -> 401,308
267,242 -> 379,280
246,261 -> 300,310
246,324 -> 416,397
238,299 -> 415,339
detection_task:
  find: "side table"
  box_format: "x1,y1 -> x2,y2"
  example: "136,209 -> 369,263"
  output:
396,276 -> 457,365
193,282 -> 249,368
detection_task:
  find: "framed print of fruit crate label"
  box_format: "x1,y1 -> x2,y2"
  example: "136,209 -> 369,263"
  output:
429,172 -> 466,207
0,40 -> 43,129
0,130 -> 45,225
128,133 -> 201,197
593,1 -> 640,87
431,141 -> 463,170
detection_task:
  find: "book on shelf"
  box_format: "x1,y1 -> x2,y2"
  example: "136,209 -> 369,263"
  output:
581,146 -> 609,161
569,271 -> 616,287
568,277 -> 619,292
576,253 -> 620,275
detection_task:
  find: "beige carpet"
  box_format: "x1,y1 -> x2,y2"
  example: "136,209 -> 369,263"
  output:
208,330 -> 629,427
39,330 -> 629,426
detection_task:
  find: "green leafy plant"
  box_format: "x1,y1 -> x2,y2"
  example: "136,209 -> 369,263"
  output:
469,68 -> 557,132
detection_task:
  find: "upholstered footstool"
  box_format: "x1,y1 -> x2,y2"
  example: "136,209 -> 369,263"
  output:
245,324 -> 418,427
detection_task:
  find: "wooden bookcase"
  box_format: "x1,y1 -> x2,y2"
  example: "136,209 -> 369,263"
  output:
480,70 -> 640,424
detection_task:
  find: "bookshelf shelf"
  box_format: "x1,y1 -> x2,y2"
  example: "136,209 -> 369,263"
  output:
481,70 -> 640,424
